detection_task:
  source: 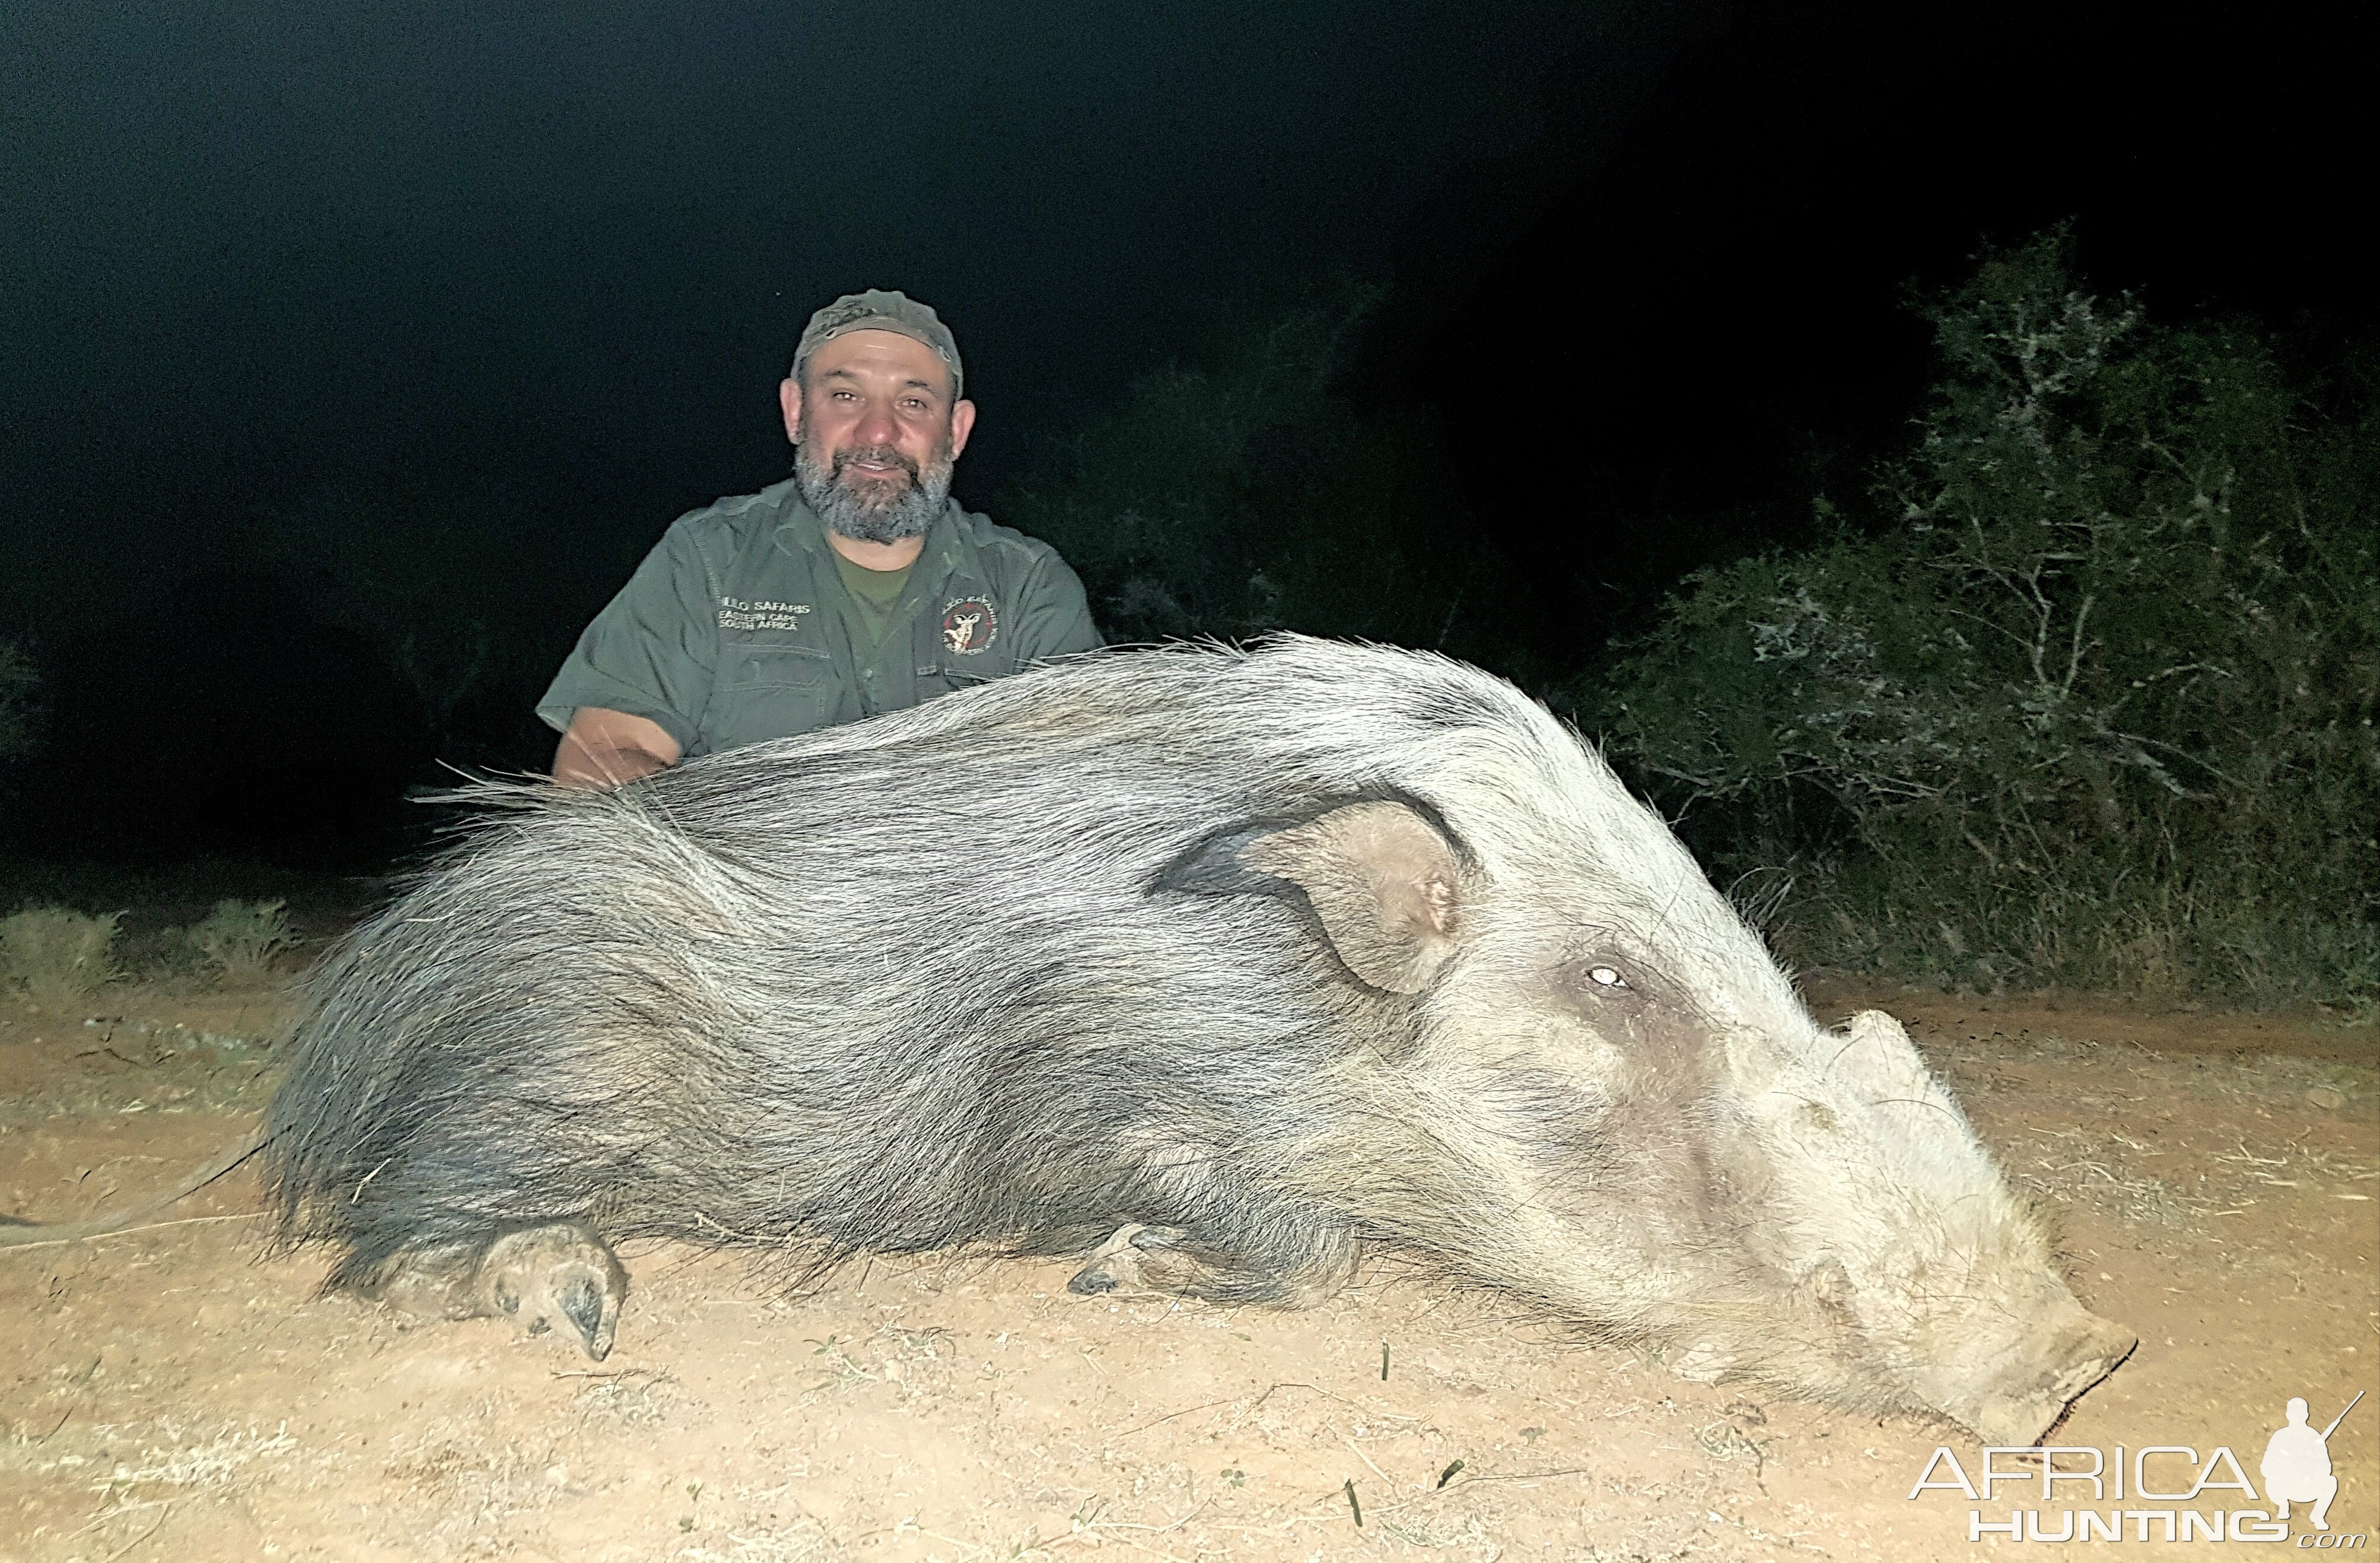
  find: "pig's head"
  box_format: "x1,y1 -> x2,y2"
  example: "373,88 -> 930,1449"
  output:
1219,686 -> 2133,1445
1703,1008 -> 2139,1443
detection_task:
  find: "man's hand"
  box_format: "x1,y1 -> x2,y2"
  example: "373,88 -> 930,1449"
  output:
553,707 -> 682,789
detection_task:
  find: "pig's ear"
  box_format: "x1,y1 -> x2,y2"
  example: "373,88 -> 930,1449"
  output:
1160,799 -> 1463,995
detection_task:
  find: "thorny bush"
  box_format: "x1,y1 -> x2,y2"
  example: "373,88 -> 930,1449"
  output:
183,897 -> 296,983
1606,231 -> 2379,1010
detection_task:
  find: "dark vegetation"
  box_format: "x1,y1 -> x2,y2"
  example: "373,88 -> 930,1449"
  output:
0,640 -> 37,776
1604,235 -> 2378,1013
1000,284 -> 1544,680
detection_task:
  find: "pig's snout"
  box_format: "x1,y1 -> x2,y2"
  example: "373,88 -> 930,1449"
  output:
1940,1307 -> 2137,1446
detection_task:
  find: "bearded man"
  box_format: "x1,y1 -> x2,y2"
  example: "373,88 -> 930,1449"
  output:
540,290 -> 1100,787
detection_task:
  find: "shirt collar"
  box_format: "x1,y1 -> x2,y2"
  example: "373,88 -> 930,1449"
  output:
773,487 -> 985,598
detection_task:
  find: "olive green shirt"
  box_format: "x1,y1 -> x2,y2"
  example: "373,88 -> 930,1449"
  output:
832,551 -> 912,648
537,479 -> 1102,757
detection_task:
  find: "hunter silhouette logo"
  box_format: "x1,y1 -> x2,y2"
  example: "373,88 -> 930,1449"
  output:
2266,1392 -> 2359,1533
1907,1389 -> 2366,1545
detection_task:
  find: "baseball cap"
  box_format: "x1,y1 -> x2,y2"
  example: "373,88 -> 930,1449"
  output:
794,289 -> 963,398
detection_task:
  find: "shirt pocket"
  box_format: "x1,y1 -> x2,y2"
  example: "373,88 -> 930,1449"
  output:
707,643 -> 844,749
913,659 -> 1006,704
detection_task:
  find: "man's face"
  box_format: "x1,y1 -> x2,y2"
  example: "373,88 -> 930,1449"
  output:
782,329 -> 976,546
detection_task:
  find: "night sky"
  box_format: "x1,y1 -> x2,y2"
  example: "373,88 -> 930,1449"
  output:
1,1 -> 2364,864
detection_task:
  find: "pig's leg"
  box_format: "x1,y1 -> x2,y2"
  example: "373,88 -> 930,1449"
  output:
360,1221 -> 628,1360
1067,1221 -> 1356,1308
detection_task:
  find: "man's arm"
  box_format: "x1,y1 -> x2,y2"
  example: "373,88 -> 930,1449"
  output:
536,514 -> 718,783
552,707 -> 683,789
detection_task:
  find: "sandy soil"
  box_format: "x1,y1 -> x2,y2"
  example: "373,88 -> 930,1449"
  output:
1,981 -> 2372,1561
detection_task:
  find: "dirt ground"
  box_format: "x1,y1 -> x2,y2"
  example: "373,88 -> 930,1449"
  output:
2,981 -> 2372,1561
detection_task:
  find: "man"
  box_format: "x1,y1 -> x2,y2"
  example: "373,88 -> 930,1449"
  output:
540,289 -> 1100,787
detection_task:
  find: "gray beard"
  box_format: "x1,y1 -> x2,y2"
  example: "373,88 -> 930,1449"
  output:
794,441 -> 954,545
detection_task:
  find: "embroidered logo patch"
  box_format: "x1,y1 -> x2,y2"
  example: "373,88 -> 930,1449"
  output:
940,597 -> 998,655
717,596 -> 812,632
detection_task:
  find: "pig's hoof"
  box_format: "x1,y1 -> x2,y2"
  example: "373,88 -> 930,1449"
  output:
358,1243 -> 484,1321
1066,1222 -> 1359,1307
1067,1223 -> 1189,1295
474,1222 -> 629,1360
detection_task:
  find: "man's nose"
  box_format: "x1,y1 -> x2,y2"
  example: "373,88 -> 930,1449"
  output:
855,398 -> 902,445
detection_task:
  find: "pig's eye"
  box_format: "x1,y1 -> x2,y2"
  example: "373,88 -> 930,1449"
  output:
1554,954 -> 1644,1005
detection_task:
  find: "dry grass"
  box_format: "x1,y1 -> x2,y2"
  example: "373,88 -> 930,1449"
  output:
1,905 -> 120,1005
180,897 -> 295,983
